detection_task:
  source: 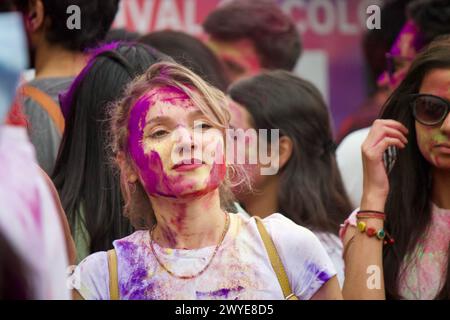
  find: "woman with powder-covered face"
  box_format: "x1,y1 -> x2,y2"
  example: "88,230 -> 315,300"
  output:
342,38 -> 450,300
71,62 -> 342,300
53,42 -> 170,262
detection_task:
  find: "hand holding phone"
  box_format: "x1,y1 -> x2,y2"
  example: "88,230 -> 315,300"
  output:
360,119 -> 408,211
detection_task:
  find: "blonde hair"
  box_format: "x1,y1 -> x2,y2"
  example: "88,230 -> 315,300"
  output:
110,61 -> 247,229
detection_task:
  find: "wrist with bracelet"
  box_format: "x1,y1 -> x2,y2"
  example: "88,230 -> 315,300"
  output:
356,210 -> 394,245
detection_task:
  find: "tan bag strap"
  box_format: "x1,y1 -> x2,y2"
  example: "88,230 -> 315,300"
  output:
255,217 -> 298,300
20,85 -> 65,134
107,249 -> 119,300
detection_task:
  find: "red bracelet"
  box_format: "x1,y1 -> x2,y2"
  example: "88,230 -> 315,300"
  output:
357,213 -> 386,220
357,210 -> 386,220
357,210 -> 385,214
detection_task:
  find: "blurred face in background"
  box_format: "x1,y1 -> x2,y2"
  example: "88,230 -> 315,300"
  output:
227,99 -> 280,202
206,37 -> 262,82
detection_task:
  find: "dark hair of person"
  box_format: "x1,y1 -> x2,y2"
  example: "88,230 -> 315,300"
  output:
0,0 -> 14,11
0,231 -> 33,299
203,0 -> 301,71
104,28 -> 142,43
408,0 -> 450,45
139,30 -> 230,91
13,0 -> 120,51
228,71 -> 352,235
52,42 -> 170,253
363,0 -> 410,90
379,37 -> 450,299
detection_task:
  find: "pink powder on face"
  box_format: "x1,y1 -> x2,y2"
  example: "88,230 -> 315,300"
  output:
184,142 -> 227,198
416,124 -> 450,168
127,93 -> 176,197
127,88 -> 227,199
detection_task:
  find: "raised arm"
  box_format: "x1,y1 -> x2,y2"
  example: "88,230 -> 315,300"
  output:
342,119 -> 408,299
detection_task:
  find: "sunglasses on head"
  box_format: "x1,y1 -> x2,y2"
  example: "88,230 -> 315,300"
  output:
409,93 -> 450,126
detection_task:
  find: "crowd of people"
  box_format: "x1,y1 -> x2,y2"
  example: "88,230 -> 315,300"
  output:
0,0 -> 448,300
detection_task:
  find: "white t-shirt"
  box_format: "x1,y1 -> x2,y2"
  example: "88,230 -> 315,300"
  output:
236,202 -> 344,288
313,232 -> 344,288
75,213 -> 336,300
336,127 -> 370,209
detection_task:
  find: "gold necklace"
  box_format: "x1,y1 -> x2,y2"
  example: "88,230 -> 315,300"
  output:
149,212 -> 230,280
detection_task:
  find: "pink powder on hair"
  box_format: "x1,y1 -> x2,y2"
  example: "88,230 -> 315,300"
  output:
59,41 -> 122,119
390,20 -> 425,57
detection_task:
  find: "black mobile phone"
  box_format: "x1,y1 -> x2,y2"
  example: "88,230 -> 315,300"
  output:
383,145 -> 398,175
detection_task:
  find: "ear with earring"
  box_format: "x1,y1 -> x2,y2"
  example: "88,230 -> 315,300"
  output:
26,13 -> 35,29
227,164 -> 237,178
128,181 -> 137,194
25,0 -> 44,32
127,173 -> 138,193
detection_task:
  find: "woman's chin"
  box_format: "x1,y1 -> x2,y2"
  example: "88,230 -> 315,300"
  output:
167,180 -> 221,199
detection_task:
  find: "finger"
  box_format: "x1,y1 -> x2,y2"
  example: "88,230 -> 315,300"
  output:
373,137 -> 406,155
371,126 -> 408,147
365,124 -> 408,148
363,137 -> 405,161
373,119 -> 409,135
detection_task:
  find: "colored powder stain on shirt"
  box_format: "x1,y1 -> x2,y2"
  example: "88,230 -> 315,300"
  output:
305,262 -> 333,284
196,286 -> 244,300
130,266 -> 148,286
399,204 -> 450,299
77,213 -> 337,300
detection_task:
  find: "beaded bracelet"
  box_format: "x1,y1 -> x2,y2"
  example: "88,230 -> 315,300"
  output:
357,221 -> 394,245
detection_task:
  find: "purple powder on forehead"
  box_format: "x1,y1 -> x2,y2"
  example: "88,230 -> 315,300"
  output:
59,41 -> 122,119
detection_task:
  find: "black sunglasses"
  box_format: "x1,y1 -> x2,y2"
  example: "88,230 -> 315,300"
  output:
409,93 -> 450,126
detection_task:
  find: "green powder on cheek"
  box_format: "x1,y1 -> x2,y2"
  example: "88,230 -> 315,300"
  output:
433,133 -> 448,144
